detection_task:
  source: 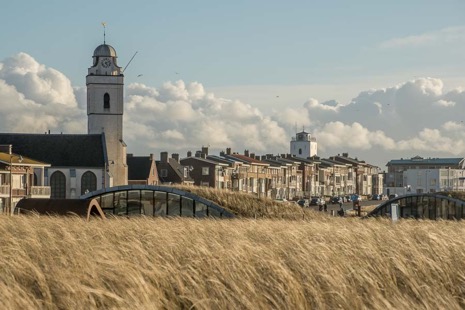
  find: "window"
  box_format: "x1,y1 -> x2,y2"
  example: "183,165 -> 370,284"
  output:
50,171 -> 66,199
81,171 -> 97,195
202,167 -> 209,175
104,93 -> 110,109
299,148 -> 302,155
160,169 -> 168,177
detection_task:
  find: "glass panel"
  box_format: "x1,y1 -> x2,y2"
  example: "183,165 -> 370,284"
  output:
181,197 -> 194,217
167,193 -> 181,216
428,196 -> 436,220
195,202 -> 208,218
439,198 -> 448,219
455,201 -> 461,220
208,206 -> 222,218
128,190 -> 142,216
418,196 -> 429,218
141,190 -> 154,216
448,200 -> 456,220
100,193 -> 114,212
154,191 -> 167,216
114,191 -> 127,215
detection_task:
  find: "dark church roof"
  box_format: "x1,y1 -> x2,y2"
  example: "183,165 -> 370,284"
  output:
0,133 -> 106,167
127,156 -> 152,180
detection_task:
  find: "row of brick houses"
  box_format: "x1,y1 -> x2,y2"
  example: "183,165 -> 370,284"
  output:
128,147 -> 383,200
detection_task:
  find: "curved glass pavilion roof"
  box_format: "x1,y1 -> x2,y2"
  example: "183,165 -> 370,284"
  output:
80,185 -> 234,218
366,193 -> 465,220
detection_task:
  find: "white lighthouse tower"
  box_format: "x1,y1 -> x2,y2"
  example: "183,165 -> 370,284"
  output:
290,131 -> 318,159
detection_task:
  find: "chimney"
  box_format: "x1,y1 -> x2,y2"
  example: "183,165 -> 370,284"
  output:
201,146 -> 209,155
281,154 -> 286,158
172,153 -> 179,162
226,148 -> 231,155
187,151 -> 192,157
342,153 -> 348,158
195,151 -> 201,157
250,153 -> 255,159
0,144 -> 12,154
201,153 -> 207,159
261,155 -> 267,161
244,149 -> 249,157
149,153 -> 154,161
160,152 -> 168,163
220,151 -> 225,157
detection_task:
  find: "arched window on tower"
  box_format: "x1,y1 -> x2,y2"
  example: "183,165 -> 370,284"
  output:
50,171 -> 66,199
299,148 -> 302,155
81,171 -> 97,195
104,93 -> 110,110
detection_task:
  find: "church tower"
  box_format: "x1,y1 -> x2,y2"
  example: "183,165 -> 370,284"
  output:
87,41 -> 128,186
290,131 -> 318,159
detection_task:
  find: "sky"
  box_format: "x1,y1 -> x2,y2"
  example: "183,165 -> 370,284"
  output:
1,1 -> 465,170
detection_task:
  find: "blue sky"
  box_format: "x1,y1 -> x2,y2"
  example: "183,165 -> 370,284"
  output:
1,1 -> 465,168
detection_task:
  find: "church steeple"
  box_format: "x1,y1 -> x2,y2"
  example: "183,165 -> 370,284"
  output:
86,36 -> 127,186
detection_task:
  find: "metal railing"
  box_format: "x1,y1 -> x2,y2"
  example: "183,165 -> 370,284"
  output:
30,186 -> 51,197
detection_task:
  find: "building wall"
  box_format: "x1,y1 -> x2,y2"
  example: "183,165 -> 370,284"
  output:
45,167 -> 104,199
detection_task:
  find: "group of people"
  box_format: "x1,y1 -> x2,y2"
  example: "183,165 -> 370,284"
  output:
318,199 -> 345,216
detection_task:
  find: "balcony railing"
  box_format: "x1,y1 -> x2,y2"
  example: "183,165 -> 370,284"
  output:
30,186 -> 51,197
0,185 -> 9,196
0,185 -> 50,198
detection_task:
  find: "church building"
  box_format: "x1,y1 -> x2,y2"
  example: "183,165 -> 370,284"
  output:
0,39 -> 128,200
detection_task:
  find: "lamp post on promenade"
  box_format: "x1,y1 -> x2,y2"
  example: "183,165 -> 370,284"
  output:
8,153 -> 12,215
8,154 -> 23,215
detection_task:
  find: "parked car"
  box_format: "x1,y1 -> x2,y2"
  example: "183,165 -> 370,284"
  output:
371,194 -> 381,200
345,195 -> 352,202
388,194 -> 398,200
297,199 -> 309,207
309,197 -> 322,206
330,196 -> 343,204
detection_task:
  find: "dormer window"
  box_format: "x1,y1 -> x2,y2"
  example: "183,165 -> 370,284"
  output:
104,93 -> 110,109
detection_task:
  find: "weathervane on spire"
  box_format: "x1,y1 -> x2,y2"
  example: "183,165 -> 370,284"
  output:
101,22 -> 107,44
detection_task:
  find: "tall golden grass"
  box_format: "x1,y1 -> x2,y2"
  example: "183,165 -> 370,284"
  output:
175,186 -> 319,219
1,214 -> 465,309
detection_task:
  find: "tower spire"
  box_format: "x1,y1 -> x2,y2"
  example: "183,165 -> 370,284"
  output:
101,22 -> 107,44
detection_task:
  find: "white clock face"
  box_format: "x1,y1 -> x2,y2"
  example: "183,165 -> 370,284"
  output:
101,58 -> 111,68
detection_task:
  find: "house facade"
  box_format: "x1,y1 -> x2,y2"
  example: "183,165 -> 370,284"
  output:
386,156 -> 465,195
127,153 -> 159,185
0,144 -> 51,213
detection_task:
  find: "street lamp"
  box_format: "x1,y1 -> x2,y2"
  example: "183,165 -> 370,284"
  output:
8,154 -> 23,215
425,170 -> 429,194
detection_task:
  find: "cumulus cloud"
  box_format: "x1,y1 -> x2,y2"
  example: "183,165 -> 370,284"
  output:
0,53 -> 84,134
2,52 -> 465,168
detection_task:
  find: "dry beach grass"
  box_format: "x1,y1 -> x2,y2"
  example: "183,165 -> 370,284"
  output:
1,213 -> 465,309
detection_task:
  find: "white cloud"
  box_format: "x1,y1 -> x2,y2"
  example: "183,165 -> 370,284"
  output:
434,99 -> 456,107
0,53 -> 84,134
379,26 -> 465,49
